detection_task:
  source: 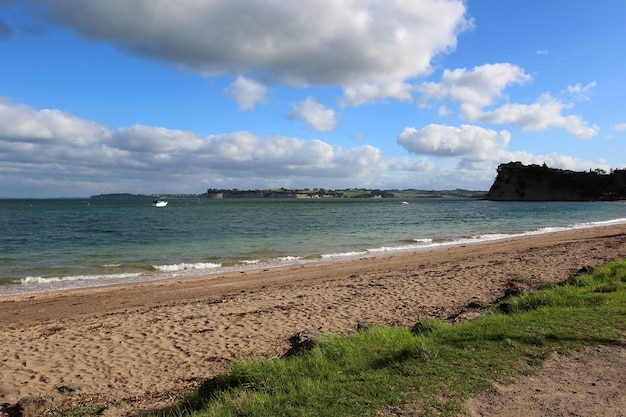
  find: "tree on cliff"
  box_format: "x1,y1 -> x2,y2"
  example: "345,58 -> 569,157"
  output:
485,162 -> 626,201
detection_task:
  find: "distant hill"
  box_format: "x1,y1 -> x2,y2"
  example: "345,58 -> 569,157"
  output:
91,189 -> 487,200
202,188 -> 486,199
485,162 -> 626,201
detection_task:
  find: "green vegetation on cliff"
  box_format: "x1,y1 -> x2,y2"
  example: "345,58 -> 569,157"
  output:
485,162 -> 626,201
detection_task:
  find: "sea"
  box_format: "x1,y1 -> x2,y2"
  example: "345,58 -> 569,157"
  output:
1,197 -> 625,296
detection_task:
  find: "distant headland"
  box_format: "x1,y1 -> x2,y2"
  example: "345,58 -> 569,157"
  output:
90,162 -> 626,202
90,188 -> 487,200
485,162 -> 626,201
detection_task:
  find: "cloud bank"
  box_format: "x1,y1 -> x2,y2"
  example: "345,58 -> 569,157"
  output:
0,98 -> 389,196
32,0 -> 470,90
0,97 -> 607,197
417,63 -> 599,139
396,122 -> 607,178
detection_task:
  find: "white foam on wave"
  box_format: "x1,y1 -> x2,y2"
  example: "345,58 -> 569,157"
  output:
572,217 -> 626,228
321,250 -> 368,259
20,272 -> 142,285
368,244 -> 423,253
239,259 -> 261,265
470,233 -> 516,241
414,238 -> 433,244
152,262 -> 221,272
317,218 -> 626,262
275,255 -> 304,262
20,276 -> 62,285
154,218 -> 626,276
471,216 -> 626,243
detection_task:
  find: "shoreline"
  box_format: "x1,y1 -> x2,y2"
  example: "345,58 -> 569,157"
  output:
0,222 -> 618,311
1,223 -> 626,413
4,214 -> 626,298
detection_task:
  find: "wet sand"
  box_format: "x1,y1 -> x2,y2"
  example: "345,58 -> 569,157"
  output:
1,223 -> 626,415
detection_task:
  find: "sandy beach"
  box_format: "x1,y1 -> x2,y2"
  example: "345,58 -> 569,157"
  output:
1,224 -> 626,416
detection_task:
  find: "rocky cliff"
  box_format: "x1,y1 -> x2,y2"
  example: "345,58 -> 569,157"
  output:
485,162 -> 626,201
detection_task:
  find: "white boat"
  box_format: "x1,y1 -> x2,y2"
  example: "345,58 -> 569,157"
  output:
152,199 -> 168,207
400,201 -> 410,205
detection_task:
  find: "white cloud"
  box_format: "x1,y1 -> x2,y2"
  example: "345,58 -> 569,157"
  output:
391,157 -> 437,172
111,125 -> 203,154
333,144 -> 387,174
339,81 -> 413,107
288,97 -> 337,132
394,122 -> 609,191
438,106 -> 452,117
563,81 -> 596,101
0,99 -> 389,196
0,98 -> 109,146
0,97 -> 609,197
461,93 -> 600,139
416,64 -> 598,139
614,123 -> 626,131
506,151 -> 610,173
32,0 -> 470,99
397,124 -> 511,160
417,63 -> 531,108
224,76 -> 268,111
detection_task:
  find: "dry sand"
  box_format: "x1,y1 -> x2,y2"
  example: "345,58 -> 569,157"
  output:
1,224 -> 626,416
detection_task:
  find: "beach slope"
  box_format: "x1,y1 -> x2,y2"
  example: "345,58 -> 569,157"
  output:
1,224 -> 626,415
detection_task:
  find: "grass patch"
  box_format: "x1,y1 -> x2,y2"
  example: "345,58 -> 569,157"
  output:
50,261 -> 626,417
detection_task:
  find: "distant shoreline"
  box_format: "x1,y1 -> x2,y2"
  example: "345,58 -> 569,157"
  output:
90,188 -> 488,200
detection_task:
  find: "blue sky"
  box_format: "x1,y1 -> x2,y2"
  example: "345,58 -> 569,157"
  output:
0,0 -> 624,198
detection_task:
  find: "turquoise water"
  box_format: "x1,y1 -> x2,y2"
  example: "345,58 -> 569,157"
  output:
1,198 -> 625,295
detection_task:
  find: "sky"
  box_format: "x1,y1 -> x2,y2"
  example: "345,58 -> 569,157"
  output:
0,1 -> 625,198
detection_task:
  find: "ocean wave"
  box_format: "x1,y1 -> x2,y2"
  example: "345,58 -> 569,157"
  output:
470,233 -> 517,241
321,250 -> 368,259
414,238 -> 433,244
239,259 -> 261,265
573,217 -> 626,228
521,217 -> 626,237
471,217 -> 626,242
369,244 -> 423,253
274,255 -> 304,262
152,262 -> 222,272
20,272 -> 142,285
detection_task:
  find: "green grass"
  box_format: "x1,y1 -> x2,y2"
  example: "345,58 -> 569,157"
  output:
47,261 -> 626,417
146,260 -> 626,417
